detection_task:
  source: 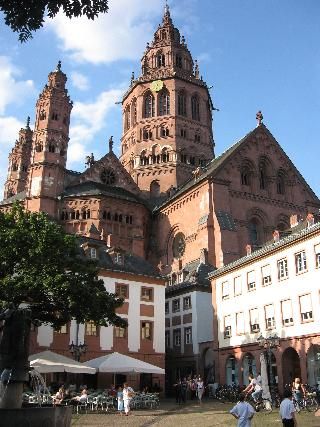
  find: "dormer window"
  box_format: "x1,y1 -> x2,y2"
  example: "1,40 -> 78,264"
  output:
90,247 -> 97,259
114,252 -> 123,265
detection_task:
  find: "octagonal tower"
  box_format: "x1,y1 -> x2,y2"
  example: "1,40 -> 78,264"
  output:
120,5 -> 215,198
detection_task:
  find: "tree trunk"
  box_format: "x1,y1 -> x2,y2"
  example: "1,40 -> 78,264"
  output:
0,309 -> 31,409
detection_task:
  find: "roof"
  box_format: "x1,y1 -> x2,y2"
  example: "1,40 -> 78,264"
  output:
165,258 -> 216,296
153,123 -> 319,212
62,181 -> 146,205
77,236 -> 163,279
208,219 -> 320,279
0,190 -> 26,206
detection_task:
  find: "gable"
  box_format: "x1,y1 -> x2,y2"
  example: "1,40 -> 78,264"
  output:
73,152 -> 141,196
211,124 -> 320,205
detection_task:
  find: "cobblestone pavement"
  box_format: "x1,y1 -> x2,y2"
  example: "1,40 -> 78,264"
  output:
71,399 -> 320,427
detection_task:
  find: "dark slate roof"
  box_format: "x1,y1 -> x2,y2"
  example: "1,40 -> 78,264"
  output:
153,124 -> 319,212
208,219 -> 320,279
0,191 -> 26,206
165,258 -> 216,296
62,181 -> 146,205
77,236 -> 162,279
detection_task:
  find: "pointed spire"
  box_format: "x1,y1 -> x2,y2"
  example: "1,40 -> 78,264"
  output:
163,0 -> 173,25
194,60 -> 199,79
26,116 -> 30,129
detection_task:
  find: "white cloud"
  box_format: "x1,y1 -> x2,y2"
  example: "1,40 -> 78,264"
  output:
0,56 -> 35,114
67,87 -> 123,165
46,0 -> 164,64
0,116 -> 24,146
70,71 -> 90,91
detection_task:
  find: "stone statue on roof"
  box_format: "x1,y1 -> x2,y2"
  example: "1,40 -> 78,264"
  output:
109,136 -> 114,153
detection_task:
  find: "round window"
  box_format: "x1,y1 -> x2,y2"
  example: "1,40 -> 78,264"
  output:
172,232 -> 186,258
101,168 -> 116,185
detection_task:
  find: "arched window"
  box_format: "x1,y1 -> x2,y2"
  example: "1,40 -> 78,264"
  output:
242,354 -> 257,385
131,98 -> 137,125
226,356 -> 239,385
140,151 -> 148,166
144,92 -> 155,118
35,143 -> 43,152
276,170 -> 286,195
11,163 -> 18,171
241,167 -> 251,186
178,91 -> 186,116
191,95 -> 200,121
162,148 -> 169,163
150,180 -> 160,198
143,128 -> 152,140
248,218 -> 264,246
160,127 -> 169,137
159,90 -> 170,116
124,105 -> 130,132
176,55 -> 182,68
157,53 -> 165,67
48,142 -> 55,153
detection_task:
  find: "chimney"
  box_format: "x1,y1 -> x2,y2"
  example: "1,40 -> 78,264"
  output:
290,214 -> 302,228
246,244 -> 252,256
273,230 -> 280,242
200,248 -> 208,264
306,213 -> 315,227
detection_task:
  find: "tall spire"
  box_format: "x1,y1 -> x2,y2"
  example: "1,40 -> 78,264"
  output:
163,0 -> 172,25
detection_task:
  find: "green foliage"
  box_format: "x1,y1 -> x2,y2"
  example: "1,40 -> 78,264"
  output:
0,203 -> 126,329
0,0 -> 109,42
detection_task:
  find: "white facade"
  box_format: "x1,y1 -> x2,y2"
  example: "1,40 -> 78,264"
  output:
165,289 -> 213,355
210,219 -> 320,389
214,225 -> 320,348
36,274 -> 165,355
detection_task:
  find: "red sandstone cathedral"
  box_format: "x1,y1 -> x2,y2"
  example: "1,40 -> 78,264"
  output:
1,5 -> 320,384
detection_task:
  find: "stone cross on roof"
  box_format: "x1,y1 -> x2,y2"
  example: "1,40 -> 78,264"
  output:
256,110 -> 263,126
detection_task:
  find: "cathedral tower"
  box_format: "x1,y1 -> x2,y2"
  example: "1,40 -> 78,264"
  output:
4,117 -> 33,199
120,5 -> 215,198
25,62 -> 73,216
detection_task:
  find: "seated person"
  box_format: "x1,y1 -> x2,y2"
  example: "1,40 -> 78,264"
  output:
53,387 -> 65,405
71,388 -> 88,404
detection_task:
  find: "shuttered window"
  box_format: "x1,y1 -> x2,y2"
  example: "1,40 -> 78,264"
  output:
281,300 -> 293,325
234,276 -> 242,295
236,312 -> 245,335
299,294 -> 313,321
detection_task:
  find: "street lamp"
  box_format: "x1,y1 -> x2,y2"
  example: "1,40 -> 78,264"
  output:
257,334 -> 280,393
69,341 -> 87,361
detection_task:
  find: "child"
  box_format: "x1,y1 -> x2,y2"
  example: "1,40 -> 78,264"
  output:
117,386 -> 124,415
230,392 -> 255,427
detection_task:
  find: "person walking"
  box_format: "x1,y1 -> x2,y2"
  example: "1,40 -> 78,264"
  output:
196,376 -> 204,404
230,392 -> 255,427
122,383 -> 134,416
117,386 -> 124,415
279,389 -> 297,427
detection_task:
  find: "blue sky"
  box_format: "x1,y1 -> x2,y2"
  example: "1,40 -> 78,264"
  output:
0,0 -> 319,198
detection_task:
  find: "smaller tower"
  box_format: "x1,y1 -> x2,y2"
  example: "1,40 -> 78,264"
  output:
26,62 -> 73,216
3,117 -> 33,199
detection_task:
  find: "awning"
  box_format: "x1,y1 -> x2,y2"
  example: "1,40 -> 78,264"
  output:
29,350 -> 96,374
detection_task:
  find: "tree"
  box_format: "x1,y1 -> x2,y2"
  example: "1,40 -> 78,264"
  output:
0,0 -> 109,42
0,203 -> 126,408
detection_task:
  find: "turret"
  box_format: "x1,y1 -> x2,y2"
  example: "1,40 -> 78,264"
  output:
25,62 -> 73,216
3,117 -> 33,199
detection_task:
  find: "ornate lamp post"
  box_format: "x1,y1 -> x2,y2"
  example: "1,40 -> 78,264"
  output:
69,341 -> 87,362
257,334 -> 280,392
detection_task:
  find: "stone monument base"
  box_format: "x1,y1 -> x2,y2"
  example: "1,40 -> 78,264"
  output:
0,405 -> 72,427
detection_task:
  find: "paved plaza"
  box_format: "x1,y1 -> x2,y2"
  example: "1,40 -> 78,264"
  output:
71,399 -> 320,426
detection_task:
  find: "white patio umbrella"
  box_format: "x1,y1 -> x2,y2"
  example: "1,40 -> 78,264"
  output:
84,352 -> 165,375
29,350 -> 96,374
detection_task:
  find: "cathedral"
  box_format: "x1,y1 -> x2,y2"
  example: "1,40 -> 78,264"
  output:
1,5 -> 320,386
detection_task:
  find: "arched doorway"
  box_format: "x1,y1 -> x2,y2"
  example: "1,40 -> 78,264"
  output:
282,347 -> 301,386
307,345 -> 320,387
203,348 -> 214,384
226,356 -> 239,385
242,353 -> 257,385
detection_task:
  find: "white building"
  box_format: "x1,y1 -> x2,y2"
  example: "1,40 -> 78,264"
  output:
209,214 -> 320,391
164,250 -> 215,390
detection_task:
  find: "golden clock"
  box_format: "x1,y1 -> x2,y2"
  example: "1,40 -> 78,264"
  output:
150,80 -> 164,92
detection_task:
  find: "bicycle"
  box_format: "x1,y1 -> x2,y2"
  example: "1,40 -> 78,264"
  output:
246,392 -> 273,413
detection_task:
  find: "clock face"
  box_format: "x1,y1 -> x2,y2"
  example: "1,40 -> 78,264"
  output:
150,80 -> 164,92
